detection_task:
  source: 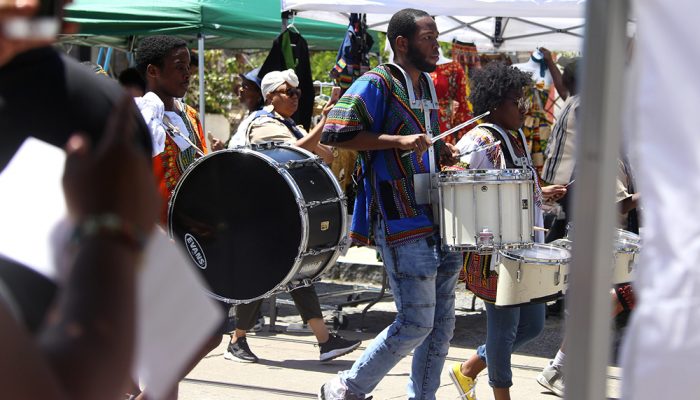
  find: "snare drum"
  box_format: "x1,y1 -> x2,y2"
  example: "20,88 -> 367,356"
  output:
495,244 -> 571,307
168,143 -> 347,303
548,229 -> 640,285
613,229 -> 640,285
438,169 -> 534,252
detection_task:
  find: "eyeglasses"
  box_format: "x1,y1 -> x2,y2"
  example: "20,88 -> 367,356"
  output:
273,87 -> 302,97
506,96 -> 532,111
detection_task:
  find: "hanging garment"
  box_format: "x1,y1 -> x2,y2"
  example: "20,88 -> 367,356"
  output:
259,29 -> 314,130
330,13 -> 374,93
429,61 -> 473,144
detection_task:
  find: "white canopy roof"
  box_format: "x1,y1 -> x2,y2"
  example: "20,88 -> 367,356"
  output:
282,0 -> 586,51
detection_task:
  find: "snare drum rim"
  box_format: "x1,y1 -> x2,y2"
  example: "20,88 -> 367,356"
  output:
438,168 -> 533,184
499,243 -> 571,265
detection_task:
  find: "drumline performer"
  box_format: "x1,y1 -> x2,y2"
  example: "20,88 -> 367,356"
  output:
223,69 -> 361,364
447,62 -> 567,400
318,8 -> 464,400
133,35 -> 227,400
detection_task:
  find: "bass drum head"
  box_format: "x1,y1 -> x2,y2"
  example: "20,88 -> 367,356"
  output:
169,149 -> 303,302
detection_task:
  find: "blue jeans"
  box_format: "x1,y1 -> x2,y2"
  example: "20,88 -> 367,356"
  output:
340,220 -> 462,399
477,302 -> 545,388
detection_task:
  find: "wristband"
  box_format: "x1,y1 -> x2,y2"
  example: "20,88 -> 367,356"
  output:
71,214 -> 147,252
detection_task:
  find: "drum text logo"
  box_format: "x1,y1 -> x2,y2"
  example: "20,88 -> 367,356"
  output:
184,233 -> 207,270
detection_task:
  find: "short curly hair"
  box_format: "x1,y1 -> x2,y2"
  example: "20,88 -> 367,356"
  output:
136,35 -> 188,78
470,62 -> 533,116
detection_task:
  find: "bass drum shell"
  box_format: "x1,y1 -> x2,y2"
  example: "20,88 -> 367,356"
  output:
168,144 -> 346,303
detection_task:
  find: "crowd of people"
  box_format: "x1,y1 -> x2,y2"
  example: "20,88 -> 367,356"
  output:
0,1 -> 641,400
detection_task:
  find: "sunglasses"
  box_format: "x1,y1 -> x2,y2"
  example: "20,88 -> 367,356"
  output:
273,87 -> 302,97
506,96 -> 532,111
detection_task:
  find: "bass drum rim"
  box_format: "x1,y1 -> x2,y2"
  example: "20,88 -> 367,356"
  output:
167,143 -> 347,303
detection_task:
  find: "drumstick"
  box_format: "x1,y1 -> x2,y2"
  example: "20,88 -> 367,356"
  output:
565,179 -> 575,187
458,140 -> 501,157
401,111 -> 491,158
430,111 -> 491,144
534,226 -> 549,233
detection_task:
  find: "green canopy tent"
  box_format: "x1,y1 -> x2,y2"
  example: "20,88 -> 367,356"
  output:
63,0 -> 350,51
62,0 -> 356,128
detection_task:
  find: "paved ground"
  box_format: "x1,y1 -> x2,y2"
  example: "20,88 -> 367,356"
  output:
178,277 -> 623,399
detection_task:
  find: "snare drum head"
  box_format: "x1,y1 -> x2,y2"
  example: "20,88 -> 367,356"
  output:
615,229 -> 641,252
501,243 -> 571,264
169,148 -> 304,301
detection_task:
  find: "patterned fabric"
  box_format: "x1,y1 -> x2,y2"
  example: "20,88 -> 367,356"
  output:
521,84 -> 553,174
330,13 -> 374,92
429,61 -> 473,145
464,252 -> 498,302
542,95 -> 580,185
322,65 -> 445,246
615,283 -> 636,312
152,101 -> 207,223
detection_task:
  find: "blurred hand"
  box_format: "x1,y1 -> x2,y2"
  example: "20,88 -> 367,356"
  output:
440,142 -> 461,166
208,133 -> 225,151
63,96 -> 159,234
321,98 -> 338,117
539,47 -> 554,64
541,184 -> 567,202
396,134 -> 431,156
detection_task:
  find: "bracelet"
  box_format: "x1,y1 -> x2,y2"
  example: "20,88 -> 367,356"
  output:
71,214 -> 147,252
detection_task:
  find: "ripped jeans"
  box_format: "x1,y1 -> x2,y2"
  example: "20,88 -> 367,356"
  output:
340,219 -> 462,400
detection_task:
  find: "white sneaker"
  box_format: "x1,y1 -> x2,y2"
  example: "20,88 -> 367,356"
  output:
536,360 -> 564,397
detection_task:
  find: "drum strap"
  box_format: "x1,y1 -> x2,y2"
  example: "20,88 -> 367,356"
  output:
251,110 -> 305,140
480,123 -> 543,208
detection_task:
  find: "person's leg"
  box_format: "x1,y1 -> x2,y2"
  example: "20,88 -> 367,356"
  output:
231,300 -> 263,342
332,222 -> 445,397
225,300 -> 263,363
482,303 -> 520,397
409,247 -> 462,399
511,303 -> 545,352
289,285 -> 328,343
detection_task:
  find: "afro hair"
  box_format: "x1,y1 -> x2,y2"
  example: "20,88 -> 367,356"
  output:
470,62 -> 533,116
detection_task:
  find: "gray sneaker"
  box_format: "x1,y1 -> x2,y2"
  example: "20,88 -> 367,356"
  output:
536,360 -> 564,397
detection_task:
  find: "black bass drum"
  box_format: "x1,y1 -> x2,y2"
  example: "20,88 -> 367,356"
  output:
168,142 -> 347,303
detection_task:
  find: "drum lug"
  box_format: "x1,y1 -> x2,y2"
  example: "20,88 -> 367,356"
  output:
627,256 -> 635,273
303,197 -> 344,209
516,264 -> 522,283
285,159 -> 319,169
554,264 -> 561,286
301,245 -> 338,257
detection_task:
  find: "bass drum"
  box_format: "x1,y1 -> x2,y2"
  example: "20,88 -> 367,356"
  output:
168,142 -> 347,303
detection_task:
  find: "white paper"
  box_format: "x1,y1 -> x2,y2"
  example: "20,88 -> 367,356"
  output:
0,137 -> 66,279
135,229 -> 221,399
0,138 -> 221,400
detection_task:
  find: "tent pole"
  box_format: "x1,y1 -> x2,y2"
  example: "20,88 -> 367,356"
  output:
198,34 -> 206,133
565,0 -> 629,399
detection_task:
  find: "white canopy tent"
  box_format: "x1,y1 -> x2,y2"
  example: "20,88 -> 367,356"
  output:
282,0 -> 586,51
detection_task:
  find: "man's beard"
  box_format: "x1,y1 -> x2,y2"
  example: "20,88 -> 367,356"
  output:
407,43 -> 436,73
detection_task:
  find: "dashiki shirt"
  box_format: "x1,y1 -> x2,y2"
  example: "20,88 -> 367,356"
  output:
429,61 -> 473,145
457,124 -> 540,302
322,65 -> 446,247
153,100 -> 207,223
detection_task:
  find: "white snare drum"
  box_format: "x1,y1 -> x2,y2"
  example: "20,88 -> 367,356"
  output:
495,244 -> 571,307
438,169 -> 534,252
549,229 -> 640,285
613,229 -> 640,285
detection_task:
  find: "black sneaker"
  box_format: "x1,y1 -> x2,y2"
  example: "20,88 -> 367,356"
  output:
319,333 -> 361,362
224,337 -> 259,363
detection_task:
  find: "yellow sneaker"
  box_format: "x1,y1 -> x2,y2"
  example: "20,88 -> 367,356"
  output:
448,363 -> 477,400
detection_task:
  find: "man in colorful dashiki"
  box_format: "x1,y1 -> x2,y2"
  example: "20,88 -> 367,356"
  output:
318,8 -> 462,400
